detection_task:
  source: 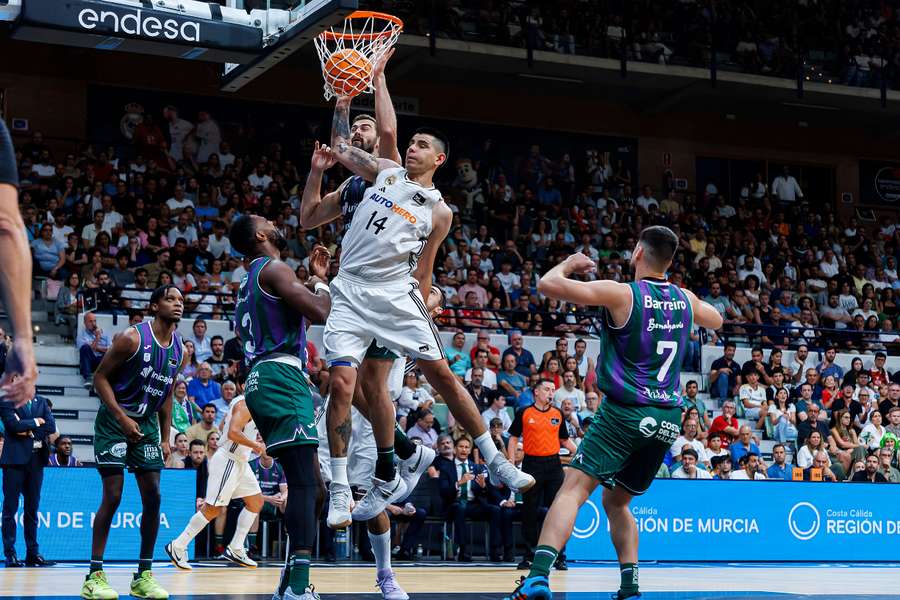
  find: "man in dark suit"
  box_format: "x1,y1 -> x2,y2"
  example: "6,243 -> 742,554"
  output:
0,392 -> 56,566
436,435 -> 511,562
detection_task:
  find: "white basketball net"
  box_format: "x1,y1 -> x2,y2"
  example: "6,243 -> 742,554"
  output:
314,12 -> 403,100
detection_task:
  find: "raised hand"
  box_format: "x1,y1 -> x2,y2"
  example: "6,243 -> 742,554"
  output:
311,141 -> 336,172
372,47 -> 396,80
309,245 -> 331,281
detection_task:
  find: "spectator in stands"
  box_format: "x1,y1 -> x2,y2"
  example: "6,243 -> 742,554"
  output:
578,391 -> 600,425
249,445 -> 287,555
767,387 -> 798,443
738,367 -> 768,428
205,430 -> 220,459
497,354 -> 528,407
730,453 -> 766,480
77,312 -> 110,387
481,394 -> 511,432
670,448 -> 711,479
55,272 -> 82,340
878,447 -> 900,482
859,409 -> 886,450
207,335 -> 228,379
0,388 -> 55,567
466,353 -> 498,390
709,343 -> 740,399
445,331 -> 472,380
48,436 -> 80,467
730,426 -> 760,468
120,268 -> 152,310
850,453 -> 888,483
188,318 -> 212,362
406,410 -> 438,450
711,455 -> 732,479
886,406 -> 900,438
31,223 -> 66,280
186,404 -> 217,444
386,500 -> 429,561
438,436 -> 509,563
803,451 -> 837,482
797,402 -> 830,446
165,432 -> 189,469
465,366 -> 499,413
709,400 -> 740,448
879,384 -> 900,420
766,444 -> 792,480
502,331 -> 537,377
795,383 -> 825,424
398,372 -> 435,428
670,419 -> 705,463
208,381 -> 236,427
797,430 -> 830,468
552,371 -> 585,411
187,362 -> 221,409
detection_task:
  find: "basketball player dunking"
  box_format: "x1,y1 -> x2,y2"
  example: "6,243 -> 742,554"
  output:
302,49 -> 435,599
81,285 -> 186,600
317,97 -> 533,532
505,227 -> 723,600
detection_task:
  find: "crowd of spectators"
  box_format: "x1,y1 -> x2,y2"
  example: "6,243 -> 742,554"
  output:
377,0 -> 900,88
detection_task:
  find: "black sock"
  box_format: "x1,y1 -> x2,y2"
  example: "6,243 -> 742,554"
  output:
394,425 -> 418,460
618,562 -> 639,599
136,558 -> 152,577
89,559 -> 103,575
375,447 -> 396,481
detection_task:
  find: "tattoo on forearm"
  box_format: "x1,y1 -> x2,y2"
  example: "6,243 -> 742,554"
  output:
332,103 -> 350,142
349,147 -> 378,170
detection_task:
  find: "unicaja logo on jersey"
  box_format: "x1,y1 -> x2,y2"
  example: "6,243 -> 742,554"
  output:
638,416 -> 658,437
77,7 -> 201,42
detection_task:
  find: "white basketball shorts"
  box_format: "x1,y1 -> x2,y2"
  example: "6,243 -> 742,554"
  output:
323,271 -> 445,366
204,450 -> 261,506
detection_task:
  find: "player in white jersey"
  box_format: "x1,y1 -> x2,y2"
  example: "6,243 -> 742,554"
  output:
166,395 -> 264,570
315,96 -> 534,530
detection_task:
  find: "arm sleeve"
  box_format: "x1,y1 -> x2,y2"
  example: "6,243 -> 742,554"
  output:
0,119 -> 18,187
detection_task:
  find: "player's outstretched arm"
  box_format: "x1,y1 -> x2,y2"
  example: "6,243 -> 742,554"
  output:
372,48 -> 401,164
683,288 -> 724,330
300,141 -> 345,230
0,120 -> 37,406
538,252 -> 630,310
412,202 -> 452,301
227,398 -> 263,453
260,249 -> 331,324
93,327 -> 144,442
331,96 -> 398,181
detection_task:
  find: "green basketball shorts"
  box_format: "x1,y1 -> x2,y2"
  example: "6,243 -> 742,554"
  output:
244,355 -> 318,458
93,405 -> 164,471
569,399 -> 681,495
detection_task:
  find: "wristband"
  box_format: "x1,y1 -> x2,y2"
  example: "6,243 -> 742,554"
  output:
314,282 -> 330,295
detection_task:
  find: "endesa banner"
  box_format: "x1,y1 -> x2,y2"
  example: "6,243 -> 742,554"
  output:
568,479 -> 900,562
0,468 -> 195,561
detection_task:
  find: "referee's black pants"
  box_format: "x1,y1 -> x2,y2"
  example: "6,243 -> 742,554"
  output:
521,454 -> 564,561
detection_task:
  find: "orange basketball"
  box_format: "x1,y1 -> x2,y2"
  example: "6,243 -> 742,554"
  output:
324,49 -> 372,98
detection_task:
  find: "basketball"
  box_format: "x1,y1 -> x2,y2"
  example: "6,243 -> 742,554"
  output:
323,48 -> 372,98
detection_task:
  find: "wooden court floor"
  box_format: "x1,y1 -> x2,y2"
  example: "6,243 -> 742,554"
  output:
1,563 -> 899,598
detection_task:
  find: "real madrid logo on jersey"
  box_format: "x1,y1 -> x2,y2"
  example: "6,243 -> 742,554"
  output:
385,175 -> 397,186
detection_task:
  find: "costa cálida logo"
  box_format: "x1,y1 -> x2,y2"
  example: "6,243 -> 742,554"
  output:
77,7 -> 200,42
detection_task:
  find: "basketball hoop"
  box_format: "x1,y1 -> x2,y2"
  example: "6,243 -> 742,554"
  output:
314,11 -> 403,100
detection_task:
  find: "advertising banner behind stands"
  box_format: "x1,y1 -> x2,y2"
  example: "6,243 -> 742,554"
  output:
568,479 -> 900,562
0,468 -> 195,561
859,159 -> 900,205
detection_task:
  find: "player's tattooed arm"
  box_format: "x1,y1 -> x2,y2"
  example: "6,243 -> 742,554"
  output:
300,142 -> 346,230
331,96 -> 399,180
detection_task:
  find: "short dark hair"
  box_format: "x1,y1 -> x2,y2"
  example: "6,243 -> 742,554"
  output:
229,214 -> 257,257
681,448 -> 699,461
637,226 -> 678,270
413,127 -> 450,163
116,249 -> 129,261
149,284 -> 181,310
686,379 -> 698,387
211,335 -> 224,343
189,439 -> 205,450
876,351 -> 887,360
534,378 -> 554,391
724,342 -> 736,351
751,346 -> 763,354
772,443 -> 786,453
353,113 -> 376,125
203,403 -> 217,413
135,268 -> 148,277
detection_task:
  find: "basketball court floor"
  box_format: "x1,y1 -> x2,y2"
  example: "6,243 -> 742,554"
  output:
2,563 -> 897,599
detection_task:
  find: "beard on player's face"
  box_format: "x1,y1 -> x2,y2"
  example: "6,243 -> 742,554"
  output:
351,135 -> 376,154
266,228 -> 288,251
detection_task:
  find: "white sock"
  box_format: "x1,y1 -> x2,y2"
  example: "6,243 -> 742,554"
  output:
229,508 -> 257,550
474,431 -> 499,464
331,457 -> 349,487
175,511 -> 210,548
368,529 -> 392,572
